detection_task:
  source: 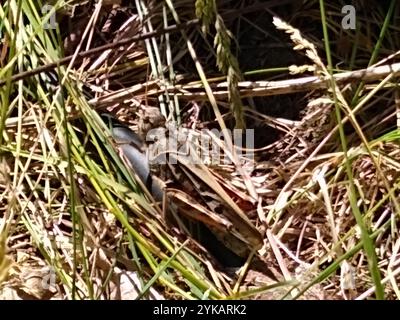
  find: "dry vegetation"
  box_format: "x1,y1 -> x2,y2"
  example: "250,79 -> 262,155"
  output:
0,0 -> 400,300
